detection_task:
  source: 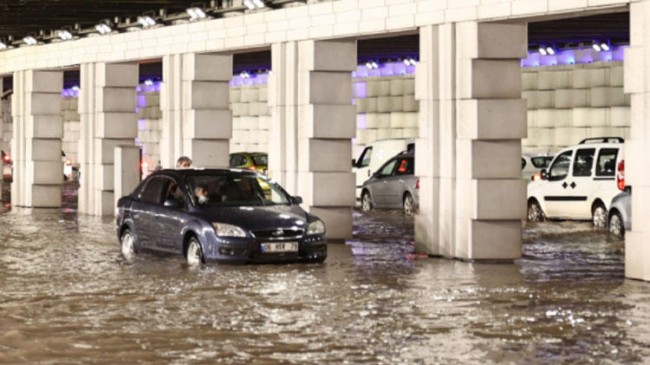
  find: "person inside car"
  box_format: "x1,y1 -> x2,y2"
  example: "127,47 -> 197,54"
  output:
194,185 -> 209,205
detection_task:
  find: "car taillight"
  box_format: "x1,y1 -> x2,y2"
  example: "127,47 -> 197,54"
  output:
616,160 -> 625,191
2,154 -> 9,163
415,178 -> 420,190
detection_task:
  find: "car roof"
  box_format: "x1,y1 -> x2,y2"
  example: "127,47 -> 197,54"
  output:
151,168 -> 260,179
230,152 -> 267,156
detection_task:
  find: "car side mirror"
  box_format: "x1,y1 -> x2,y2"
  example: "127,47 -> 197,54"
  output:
163,198 -> 180,208
291,196 -> 303,205
540,169 -> 548,180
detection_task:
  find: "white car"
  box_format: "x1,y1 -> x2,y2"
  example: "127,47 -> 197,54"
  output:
527,137 -> 625,227
521,153 -> 554,181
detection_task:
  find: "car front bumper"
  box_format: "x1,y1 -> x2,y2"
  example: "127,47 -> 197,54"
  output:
202,234 -> 327,264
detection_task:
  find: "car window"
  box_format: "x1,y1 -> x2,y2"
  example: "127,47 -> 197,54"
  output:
378,159 -> 397,177
188,174 -> 290,206
531,156 -> 553,169
140,177 -> 167,205
357,147 -> 372,168
548,150 -> 573,181
229,155 -> 239,168
395,158 -> 414,176
595,148 -> 619,177
572,148 -> 595,177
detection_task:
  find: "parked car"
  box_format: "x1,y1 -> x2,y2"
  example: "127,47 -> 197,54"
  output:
522,153 -> 554,181
608,191 -> 631,238
229,152 -> 268,174
527,137 -> 625,227
2,150 -> 11,182
360,151 -> 419,215
115,168 -> 327,265
353,138 -> 415,199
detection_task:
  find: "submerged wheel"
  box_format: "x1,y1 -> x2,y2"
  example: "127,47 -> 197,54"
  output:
592,202 -> 607,228
186,237 -> 204,266
608,210 -> 624,238
403,193 -> 415,216
120,229 -> 136,261
527,200 -> 545,222
361,191 -> 373,212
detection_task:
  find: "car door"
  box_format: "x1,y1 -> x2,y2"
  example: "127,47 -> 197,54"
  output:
152,177 -> 190,253
542,150 -> 575,218
385,156 -> 414,208
562,147 -> 596,218
131,176 -> 168,250
354,146 -> 373,196
593,147 -> 620,209
370,158 -> 398,208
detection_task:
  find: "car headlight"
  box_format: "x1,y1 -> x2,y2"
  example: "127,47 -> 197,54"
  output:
306,220 -> 326,235
212,223 -> 247,237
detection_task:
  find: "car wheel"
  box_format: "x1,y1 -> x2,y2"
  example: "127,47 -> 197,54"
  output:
361,191 -> 373,212
608,210 -> 624,238
592,203 -> 607,228
403,193 -> 415,216
527,200 -> 545,222
186,237 -> 204,266
120,229 -> 137,261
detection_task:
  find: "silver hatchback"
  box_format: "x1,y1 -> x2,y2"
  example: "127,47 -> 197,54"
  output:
608,191 -> 631,238
360,152 -> 419,215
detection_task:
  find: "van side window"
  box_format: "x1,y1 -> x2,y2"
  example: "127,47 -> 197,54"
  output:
572,148 -> 595,177
595,148 -> 619,177
358,147 -> 372,168
548,151 -> 573,181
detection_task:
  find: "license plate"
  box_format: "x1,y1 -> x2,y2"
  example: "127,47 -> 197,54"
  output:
260,241 -> 298,253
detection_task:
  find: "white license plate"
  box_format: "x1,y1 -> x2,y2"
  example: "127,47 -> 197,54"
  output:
260,241 -> 298,253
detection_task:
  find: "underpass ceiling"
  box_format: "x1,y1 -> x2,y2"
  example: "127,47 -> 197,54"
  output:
0,4 -> 630,86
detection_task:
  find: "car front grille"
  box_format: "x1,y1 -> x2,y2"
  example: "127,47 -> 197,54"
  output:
252,228 -> 304,241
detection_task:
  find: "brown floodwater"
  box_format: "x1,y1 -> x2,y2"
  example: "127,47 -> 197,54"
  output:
1,182 -> 649,364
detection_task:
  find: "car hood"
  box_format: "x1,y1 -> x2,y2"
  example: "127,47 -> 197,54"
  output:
192,204 -> 313,232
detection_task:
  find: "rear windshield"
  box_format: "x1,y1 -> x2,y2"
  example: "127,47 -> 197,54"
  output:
531,156 -> 553,168
188,174 -> 289,207
252,155 -> 268,166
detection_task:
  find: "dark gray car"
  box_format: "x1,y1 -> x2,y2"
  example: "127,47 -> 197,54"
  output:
115,169 -> 327,265
608,191 -> 631,238
360,151 -> 419,215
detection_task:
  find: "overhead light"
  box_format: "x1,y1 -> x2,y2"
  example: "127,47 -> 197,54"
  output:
95,23 -> 112,35
137,16 -> 156,28
546,46 -> 555,55
186,7 -> 206,21
57,30 -> 73,41
601,42 -> 610,52
23,36 -> 37,46
0,41 -> 6,50
244,0 -> 265,9
402,58 -> 417,66
538,46 -> 547,56
144,79 -> 154,86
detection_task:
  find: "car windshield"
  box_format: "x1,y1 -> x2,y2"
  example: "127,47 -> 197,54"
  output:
187,173 -> 290,207
252,155 -> 268,166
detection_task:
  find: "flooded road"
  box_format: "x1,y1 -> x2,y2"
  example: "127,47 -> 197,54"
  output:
1,182 -> 650,364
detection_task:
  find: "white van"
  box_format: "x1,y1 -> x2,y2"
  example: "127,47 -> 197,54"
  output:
352,138 -> 415,199
527,137 -> 625,227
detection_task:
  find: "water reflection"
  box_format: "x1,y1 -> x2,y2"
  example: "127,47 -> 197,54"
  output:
0,183 -> 649,364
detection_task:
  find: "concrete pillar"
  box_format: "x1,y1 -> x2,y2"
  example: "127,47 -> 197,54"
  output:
161,53 -> 232,169
625,1 -> 650,281
114,145 -> 141,206
415,22 -> 527,260
269,40 -> 357,240
78,62 -> 138,216
10,70 -> 63,208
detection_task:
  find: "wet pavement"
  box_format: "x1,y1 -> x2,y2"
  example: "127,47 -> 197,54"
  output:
1,181 -> 650,364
